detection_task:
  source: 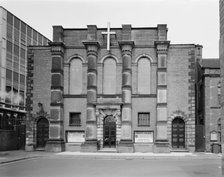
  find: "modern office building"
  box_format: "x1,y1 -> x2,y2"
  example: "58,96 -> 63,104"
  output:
0,6 -> 50,150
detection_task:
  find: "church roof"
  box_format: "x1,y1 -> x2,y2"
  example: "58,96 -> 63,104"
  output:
201,59 -> 220,69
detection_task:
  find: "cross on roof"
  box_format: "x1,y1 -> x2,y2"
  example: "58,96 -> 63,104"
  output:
102,22 -> 116,51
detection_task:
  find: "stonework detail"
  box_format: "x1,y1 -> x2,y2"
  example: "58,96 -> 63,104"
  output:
167,110 -> 188,149
96,108 -> 121,148
155,27 -> 170,152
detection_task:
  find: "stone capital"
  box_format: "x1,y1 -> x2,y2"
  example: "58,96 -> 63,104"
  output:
50,42 -> 65,55
83,41 -> 100,56
119,41 -> 134,56
155,41 -> 170,53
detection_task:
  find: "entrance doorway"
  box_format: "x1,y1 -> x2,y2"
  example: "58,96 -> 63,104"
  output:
103,116 -> 116,148
172,117 -> 185,149
36,117 -> 49,148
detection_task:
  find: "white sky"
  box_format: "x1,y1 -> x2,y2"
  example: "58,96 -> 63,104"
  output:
1,0 -> 219,58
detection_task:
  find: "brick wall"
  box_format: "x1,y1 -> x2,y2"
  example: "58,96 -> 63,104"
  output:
204,74 -> 221,151
167,45 -> 198,151
26,47 -> 51,150
32,49 -> 52,113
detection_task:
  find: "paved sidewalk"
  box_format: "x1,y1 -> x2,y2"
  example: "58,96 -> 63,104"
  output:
0,150 -> 55,164
56,151 -> 222,160
0,150 -> 221,164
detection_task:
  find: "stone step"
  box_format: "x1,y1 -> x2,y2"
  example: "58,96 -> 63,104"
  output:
35,148 -> 45,151
98,148 -> 117,153
171,149 -> 190,152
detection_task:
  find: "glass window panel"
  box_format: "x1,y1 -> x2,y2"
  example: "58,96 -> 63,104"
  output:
33,30 -> 37,41
38,33 -> 42,44
6,69 -> 12,81
13,62 -> 19,71
13,72 -> 19,83
21,22 -> 26,34
19,91 -> 25,106
7,12 -> 13,25
14,29 -> 19,44
20,48 -> 26,59
14,17 -> 20,30
14,44 -> 19,57
43,38 -> 48,45
20,74 -> 25,85
27,26 -> 32,37
7,24 -> 13,41
7,41 -> 13,53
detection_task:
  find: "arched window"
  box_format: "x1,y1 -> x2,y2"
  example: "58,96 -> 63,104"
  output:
103,58 -> 116,94
70,59 -> 82,94
138,58 -> 151,94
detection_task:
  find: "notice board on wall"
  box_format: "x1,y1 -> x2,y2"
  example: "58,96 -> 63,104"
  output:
66,131 -> 85,143
134,131 -> 153,143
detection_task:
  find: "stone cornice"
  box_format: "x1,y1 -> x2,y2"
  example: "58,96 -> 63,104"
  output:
50,42 -> 65,55
82,41 -> 100,48
155,41 -> 170,52
49,41 -> 65,48
118,41 -> 135,47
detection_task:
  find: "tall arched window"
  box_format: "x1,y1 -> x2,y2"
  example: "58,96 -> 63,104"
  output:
138,58 -> 151,94
70,59 -> 82,94
103,58 -> 116,94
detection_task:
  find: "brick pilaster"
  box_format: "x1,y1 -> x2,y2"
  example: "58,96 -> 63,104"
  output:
45,26 -> 65,152
117,25 -> 134,153
154,24 -> 170,153
81,25 -> 99,152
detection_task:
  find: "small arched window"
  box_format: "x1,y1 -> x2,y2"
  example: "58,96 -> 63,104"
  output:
103,58 -> 116,94
138,58 -> 151,94
70,59 -> 83,94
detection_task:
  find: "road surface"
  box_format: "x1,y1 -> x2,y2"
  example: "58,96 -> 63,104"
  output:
0,156 -> 221,177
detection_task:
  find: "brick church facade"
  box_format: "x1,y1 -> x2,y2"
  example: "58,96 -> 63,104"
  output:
26,24 -> 202,152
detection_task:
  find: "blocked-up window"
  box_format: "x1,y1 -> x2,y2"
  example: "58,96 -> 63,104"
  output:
103,58 -> 116,94
70,59 -> 82,94
138,58 -> 151,94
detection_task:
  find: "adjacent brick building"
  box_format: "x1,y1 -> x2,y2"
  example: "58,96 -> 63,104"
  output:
0,7 -> 50,151
26,24 -> 202,152
196,59 -> 221,152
